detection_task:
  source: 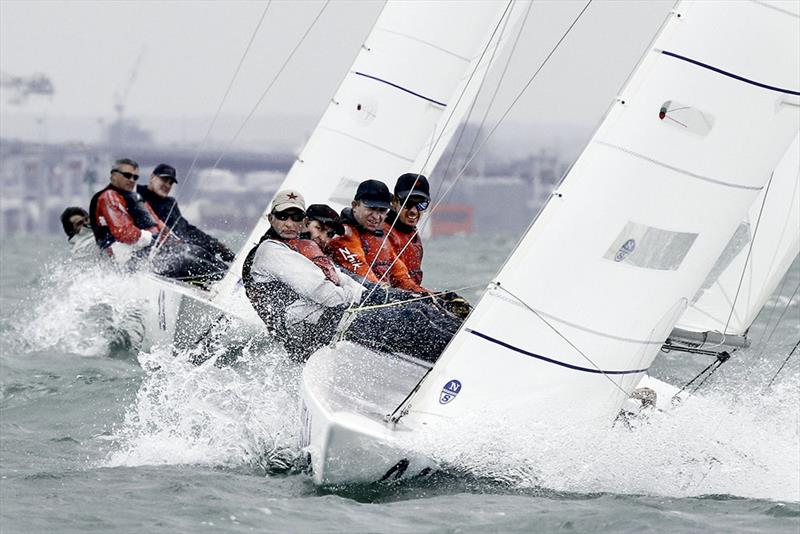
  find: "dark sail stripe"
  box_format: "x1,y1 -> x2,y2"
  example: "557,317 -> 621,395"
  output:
354,72 -> 447,107
467,329 -> 650,375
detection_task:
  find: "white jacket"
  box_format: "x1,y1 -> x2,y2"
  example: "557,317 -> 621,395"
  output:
249,240 -> 364,329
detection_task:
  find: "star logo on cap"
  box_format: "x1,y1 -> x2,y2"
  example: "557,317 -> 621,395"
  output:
287,192 -> 298,200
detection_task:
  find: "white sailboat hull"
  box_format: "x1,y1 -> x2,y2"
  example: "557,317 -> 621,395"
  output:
299,343 -> 436,485
300,343 -> 685,485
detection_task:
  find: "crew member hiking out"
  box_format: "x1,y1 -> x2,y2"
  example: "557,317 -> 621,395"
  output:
330,179 -> 426,293
384,173 -> 472,318
89,158 -> 226,286
137,163 -> 234,268
385,173 -> 430,285
60,206 -> 99,260
242,190 -> 461,361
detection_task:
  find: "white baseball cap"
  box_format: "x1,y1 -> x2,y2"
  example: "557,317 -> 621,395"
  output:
271,189 -> 306,213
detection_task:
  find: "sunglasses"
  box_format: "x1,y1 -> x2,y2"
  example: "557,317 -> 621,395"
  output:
400,198 -> 429,211
272,210 -> 305,222
112,170 -> 139,181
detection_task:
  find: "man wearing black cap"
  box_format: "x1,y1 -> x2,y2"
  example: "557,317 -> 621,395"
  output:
137,163 -> 235,264
330,179 -> 427,293
385,173 -> 430,285
301,204 -> 345,251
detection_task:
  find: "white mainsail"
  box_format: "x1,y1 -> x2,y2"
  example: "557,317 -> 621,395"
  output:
212,1 -> 521,308
395,0 -> 800,425
673,133 -> 800,341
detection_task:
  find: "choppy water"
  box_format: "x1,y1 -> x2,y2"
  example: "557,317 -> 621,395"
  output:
1,235 -> 798,533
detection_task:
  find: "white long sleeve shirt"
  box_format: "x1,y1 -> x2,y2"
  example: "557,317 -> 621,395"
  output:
249,240 -> 364,328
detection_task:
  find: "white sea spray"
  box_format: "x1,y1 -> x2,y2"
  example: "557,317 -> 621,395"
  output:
410,356 -> 799,502
105,337 -> 303,471
16,259 -> 146,357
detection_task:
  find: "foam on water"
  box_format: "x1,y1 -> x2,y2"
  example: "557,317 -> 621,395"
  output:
105,337 -> 303,471
411,357 -> 799,502
14,259 -> 146,358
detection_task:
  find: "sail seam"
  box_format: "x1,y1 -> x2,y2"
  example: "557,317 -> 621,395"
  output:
661,51 -> 800,96
373,27 -> 471,62
749,0 -> 800,19
354,71 -> 447,107
488,290 -> 665,345
317,126 -> 415,162
466,329 -> 649,375
596,141 -> 764,191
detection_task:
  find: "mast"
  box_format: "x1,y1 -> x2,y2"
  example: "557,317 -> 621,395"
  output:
395,0 -> 800,425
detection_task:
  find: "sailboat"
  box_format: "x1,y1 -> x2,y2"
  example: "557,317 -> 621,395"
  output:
298,0 -> 800,485
137,0 -> 525,344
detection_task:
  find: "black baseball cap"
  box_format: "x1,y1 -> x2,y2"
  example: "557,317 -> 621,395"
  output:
354,179 -> 391,209
394,173 -> 430,201
306,204 -> 344,235
153,163 -> 178,183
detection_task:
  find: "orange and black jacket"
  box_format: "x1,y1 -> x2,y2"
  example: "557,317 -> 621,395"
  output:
329,209 -> 425,293
89,184 -> 165,250
384,210 -> 424,285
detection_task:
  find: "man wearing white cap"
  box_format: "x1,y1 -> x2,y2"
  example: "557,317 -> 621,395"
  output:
242,190 -> 460,361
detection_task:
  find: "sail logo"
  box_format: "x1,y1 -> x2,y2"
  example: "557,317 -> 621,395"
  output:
439,379 -> 462,405
615,239 -> 636,262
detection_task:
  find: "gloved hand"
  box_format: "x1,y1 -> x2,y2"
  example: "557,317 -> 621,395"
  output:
219,246 -> 235,263
438,291 -> 472,319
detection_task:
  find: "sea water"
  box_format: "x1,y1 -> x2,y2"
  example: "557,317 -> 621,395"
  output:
1,235 -> 798,533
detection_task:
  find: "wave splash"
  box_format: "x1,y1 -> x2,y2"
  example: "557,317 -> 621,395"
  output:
105,335 -> 303,472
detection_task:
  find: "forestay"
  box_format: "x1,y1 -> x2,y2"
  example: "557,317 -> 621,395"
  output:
397,0 -> 800,425
212,0 -> 519,307
674,133 -> 800,339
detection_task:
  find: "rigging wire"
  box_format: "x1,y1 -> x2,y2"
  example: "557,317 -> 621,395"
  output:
753,280 -> 800,362
765,338 -> 800,389
492,282 -> 633,398
154,0 -> 332,253
353,0 -> 516,294
153,0 -> 273,252
355,0 -> 593,314
721,172 -> 775,333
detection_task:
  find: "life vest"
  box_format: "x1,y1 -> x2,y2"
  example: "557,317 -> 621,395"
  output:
340,209 -> 394,279
384,212 -> 423,285
89,184 -> 160,249
241,229 -> 341,337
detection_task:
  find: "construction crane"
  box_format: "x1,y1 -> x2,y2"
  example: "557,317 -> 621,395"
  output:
113,47 -> 146,122
0,72 -> 54,105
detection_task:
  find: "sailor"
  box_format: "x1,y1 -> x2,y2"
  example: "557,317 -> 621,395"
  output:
89,158 -> 225,286
301,203 -> 345,251
385,173 -> 430,285
89,158 -> 165,264
59,206 -> 99,260
137,164 -> 235,263
329,179 -> 426,292
242,190 -> 460,361
385,173 -> 472,319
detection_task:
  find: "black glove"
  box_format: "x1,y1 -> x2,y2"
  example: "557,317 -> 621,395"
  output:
219,246 -> 236,263
438,292 -> 472,319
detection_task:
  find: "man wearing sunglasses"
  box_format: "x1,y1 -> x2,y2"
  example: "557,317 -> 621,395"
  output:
330,179 -> 427,293
243,190 -> 460,361
385,173 -> 430,286
89,158 -> 166,264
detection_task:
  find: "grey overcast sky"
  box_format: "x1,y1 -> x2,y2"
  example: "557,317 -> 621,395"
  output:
0,0 -> 676,147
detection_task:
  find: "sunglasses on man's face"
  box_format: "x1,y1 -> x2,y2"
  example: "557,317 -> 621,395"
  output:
400,198 -> 429,212
273,210 -> 305,222
112,170 -> 139,181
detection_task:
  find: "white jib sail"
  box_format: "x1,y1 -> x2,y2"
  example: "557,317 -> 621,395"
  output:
399,0 -> 800,425
674,133 -> 800,338
212,0 -> 520,308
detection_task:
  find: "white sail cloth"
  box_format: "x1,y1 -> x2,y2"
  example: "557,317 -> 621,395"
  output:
212,0 -> 520,309
675,133 -> 800,338
399,0 -> 800,424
